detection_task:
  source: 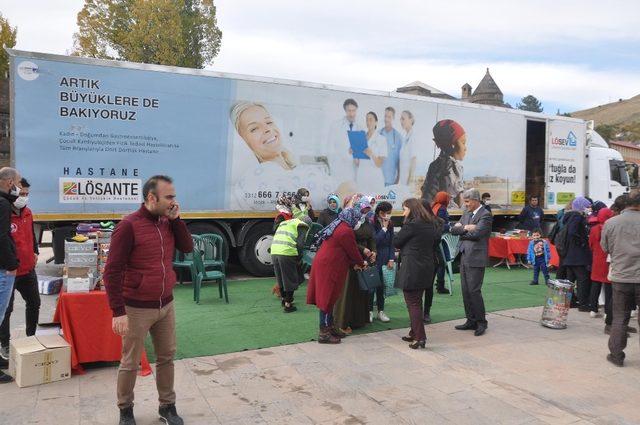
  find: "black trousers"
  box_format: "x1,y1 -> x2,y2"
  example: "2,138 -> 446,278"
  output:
603,283 -> 613,326
460,259 -> 487,325
0,270 -> 41,347
589,281 -> 603,313
608,282 -> 640,362
565,265 -> 591,307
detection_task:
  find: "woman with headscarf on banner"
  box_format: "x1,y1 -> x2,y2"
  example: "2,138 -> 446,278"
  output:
318,194 -> 342,227
431,191 -> 452,296
333,197 -> 377,334
307,206 -> 366,344
229,101 -> 335,210
421,119 -> 467,208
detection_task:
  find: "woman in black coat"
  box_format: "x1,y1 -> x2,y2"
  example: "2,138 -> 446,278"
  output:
393,198 -> 442,349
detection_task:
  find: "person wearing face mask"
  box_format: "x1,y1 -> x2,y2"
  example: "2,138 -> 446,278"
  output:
296,188 -> 315,222
0,167 -> 21,384
0,178 -> 41,365
318,194 -> 342,227
333,198 -> 377,335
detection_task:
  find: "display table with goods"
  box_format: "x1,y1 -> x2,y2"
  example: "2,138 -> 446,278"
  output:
489,232 -> 559,269
53,290 -> 152,375
53,222 -> 151,375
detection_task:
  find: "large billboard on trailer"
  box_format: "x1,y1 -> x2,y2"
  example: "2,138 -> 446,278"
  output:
10,50 -> 585,218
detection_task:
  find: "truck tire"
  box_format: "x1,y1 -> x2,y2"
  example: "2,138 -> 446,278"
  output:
239,222 -> 275,277
187,222 -> 229,263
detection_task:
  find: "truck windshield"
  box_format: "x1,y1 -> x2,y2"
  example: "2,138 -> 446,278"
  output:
610,160 -> 630,187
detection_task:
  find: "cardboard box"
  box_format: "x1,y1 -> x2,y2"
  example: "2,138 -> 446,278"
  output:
38,276 -> 63,295
66,252 -> 98,267
64,240 -> 95,253
35,323 -> 62,336
9,335 -> 71,388
64,275 -> 96,293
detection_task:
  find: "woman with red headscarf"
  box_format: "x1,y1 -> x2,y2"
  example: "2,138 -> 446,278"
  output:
421,119 -> 467,208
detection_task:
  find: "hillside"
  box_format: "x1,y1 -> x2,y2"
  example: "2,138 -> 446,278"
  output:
572,94 -> 640,126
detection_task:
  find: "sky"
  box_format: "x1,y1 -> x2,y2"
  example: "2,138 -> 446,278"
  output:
1,0 -> 639,114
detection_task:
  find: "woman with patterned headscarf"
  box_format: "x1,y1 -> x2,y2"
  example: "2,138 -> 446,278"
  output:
421,119 -> 467,208
333,199 -> 378,334
307,204 -> 368,344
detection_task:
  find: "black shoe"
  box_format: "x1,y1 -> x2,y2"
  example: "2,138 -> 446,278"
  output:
0,371 -> 13,384
409,340 -> 426,349
119,407 -> 136,425
455,321 -> 477,330
401,335 -> 415,342
627,326 -> 637,334
474,324 -> 487,336
578,306 -> 590,312
0,356 -> 7,369
283,303 -> 297,313
529,281 -> 538,286
607,354 -> 624,367
436,286 -> 450,294
423,314 -> 432,324
159,404 -> 184,425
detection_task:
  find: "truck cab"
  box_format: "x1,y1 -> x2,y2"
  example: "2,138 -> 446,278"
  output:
586,128 -> 631,205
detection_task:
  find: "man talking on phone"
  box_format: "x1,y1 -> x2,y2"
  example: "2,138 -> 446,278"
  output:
104,175 -> 193,425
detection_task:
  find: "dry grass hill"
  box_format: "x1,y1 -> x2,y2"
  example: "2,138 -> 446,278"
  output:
572,94 -> 640,126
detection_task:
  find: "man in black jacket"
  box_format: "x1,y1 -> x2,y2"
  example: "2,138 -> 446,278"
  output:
0,167 -> 21,383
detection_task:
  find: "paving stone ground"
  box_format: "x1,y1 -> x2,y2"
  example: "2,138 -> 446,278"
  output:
3,301 -> 640,425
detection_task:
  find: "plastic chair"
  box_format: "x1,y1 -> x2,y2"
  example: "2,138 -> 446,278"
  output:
198,233 -> 226,273
192,242 -> 228,304
441,233 -> 460,296
173,235 -> 200,284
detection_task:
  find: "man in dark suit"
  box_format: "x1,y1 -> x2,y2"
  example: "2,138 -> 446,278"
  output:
451,188 -> 493,336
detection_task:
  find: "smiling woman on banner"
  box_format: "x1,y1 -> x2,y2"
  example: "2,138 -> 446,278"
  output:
229,101 -> 335,210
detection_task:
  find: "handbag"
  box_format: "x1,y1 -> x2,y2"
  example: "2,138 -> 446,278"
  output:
382,264 -> 397,297
357,267 -> 382,291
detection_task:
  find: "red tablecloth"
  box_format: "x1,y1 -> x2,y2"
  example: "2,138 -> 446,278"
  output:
489,237 -> 559,268
53,290 -> 151,375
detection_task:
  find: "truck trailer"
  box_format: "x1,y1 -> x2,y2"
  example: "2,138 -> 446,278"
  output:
7,49 -> 631,276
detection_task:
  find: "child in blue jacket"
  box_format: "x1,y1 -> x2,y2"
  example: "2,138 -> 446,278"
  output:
527,228 -> 551,285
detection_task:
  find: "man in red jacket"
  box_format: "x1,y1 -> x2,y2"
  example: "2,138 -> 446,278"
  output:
0,178 -> 40,362
104,175 -> 193,425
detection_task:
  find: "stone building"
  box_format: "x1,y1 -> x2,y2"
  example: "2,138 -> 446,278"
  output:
397,68 -> 508,108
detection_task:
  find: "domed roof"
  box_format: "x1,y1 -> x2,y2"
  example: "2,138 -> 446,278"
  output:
472,68 -> 503,96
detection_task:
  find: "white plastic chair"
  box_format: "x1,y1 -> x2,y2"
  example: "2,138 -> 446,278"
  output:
440,233 -> 460,295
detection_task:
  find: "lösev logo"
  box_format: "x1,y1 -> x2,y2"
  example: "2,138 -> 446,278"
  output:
17,61 -> 39,81
59,178 -> 141,203
550,131 -> 578,149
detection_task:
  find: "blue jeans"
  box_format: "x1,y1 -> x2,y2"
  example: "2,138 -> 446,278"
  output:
319,310 -> 333,328
532,257 -> 550,284
0,270 -> 16,319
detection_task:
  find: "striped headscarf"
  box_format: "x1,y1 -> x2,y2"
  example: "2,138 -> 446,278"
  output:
311,207 -> 363,250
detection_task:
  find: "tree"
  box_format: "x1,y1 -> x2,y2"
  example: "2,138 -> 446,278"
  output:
0,13 -> 18,77
517,95 -> 543,113
595,124 -> 619,142
73,0 -> 222,68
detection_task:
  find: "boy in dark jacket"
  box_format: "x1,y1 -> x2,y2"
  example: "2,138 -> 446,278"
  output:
526,228 -> 551,285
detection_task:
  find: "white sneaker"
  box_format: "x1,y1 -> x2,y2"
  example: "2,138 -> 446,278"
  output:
590,311 -> 601,318
377,311 -> 390,323
369,311 -> 374,323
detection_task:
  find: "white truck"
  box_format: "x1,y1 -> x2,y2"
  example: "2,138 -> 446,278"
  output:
7,49 -> 631,275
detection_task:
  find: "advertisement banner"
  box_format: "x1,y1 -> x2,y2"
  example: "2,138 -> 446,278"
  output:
546,120 -> 586,209
13,53 -> 542,216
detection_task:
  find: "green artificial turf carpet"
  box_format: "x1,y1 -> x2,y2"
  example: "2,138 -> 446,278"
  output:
145,267 -> 547,361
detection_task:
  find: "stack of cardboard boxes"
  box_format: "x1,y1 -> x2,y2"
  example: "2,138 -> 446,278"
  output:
64,239 -> 97,293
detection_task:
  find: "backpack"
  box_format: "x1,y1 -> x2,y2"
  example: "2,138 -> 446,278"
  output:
553,225 -> 570,258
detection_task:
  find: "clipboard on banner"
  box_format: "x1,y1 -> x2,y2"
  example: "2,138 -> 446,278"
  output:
347,130 -> 369,159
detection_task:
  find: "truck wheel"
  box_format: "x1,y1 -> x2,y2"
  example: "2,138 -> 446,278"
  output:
239,222 -> 275,277
187,222 -> 229,263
